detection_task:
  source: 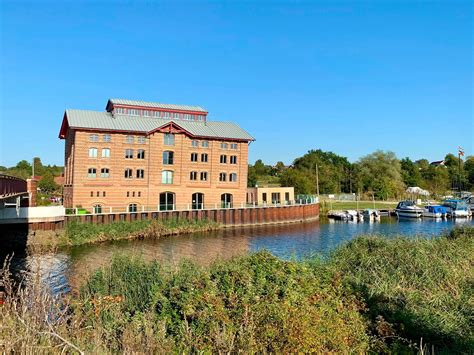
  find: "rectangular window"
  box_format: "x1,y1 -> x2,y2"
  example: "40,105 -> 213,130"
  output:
88,168 -> 97,178
124,169 -> 133,178
137,136 -> 146,144
88,148 -> 98,158
90,191 -> 93,197
137,149 -> 145,159
219,172 -> 226,182
191,153 -> 198,162
103,134 -> 111,142
129,109 -> 139,116
164,133 -> 174,145
90,134 -> 99,142
138,191 -> 141,197
229,173 -> 237,182
125,149 -> 134,159
191,140 -> 199,147
100,168 -> 110,178
198,115 -> 204,121
201,141 -> 209,148
102,148 -> 110,158
116,107 -> 124,114
126,135 -> 134,143
200,172 -> 208,181
285,192 -> 290,202
96,191 -> 100,197
262,193 -> 267,203
220,155 -> 227,164
173,113 -> 179,119
190,171 -> 197,180
163,112 -> 170,118
230,143 -> 238,150
103,191 -> 106,197
201,153 -> 208,163
163,151 -> 174,165
230,156 -> 237,164
127,191 -> 130,197
221,142 -> 228,149
153,111 -> 160,117
143,110 -> 150,117
132,191 -> 135,197
136,169 -> 145,179
162,170 -> 173,184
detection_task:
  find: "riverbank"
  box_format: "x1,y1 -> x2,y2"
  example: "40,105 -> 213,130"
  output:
320,199 -> 398,214
1,226 -> 472,353
27,218 -> 220,250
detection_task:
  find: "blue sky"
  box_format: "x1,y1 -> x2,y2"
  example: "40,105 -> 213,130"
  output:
0,0 -> 472,167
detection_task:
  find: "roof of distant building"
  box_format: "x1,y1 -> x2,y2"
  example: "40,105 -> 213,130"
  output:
107,98 -> 207,113
430,160 -> 445,166
59,109 -> 254,141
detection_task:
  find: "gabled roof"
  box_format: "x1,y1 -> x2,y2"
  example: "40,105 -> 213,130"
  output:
107,98 -> 207,113
59,109 -> 254,141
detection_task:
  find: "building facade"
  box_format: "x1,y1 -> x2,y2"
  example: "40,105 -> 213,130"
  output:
246,187 -> 295,206
59,99 -> 254,212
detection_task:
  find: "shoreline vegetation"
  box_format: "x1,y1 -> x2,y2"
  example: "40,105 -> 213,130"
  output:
1,226 -> 472,353
28,218 -> 220,250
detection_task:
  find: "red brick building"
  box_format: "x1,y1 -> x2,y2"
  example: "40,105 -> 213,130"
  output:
59,99 -> 254,212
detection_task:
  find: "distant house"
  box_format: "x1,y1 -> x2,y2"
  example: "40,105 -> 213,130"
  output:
430,160 -> 445,167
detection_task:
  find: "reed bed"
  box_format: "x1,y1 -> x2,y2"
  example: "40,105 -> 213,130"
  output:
1,226 -> 472,353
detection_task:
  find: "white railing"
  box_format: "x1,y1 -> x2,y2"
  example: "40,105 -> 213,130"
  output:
65,198 -> 319,216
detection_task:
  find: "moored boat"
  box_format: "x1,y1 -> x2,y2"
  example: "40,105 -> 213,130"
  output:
442,199 -> 470,218
423,205 -> 447,219
395,200 -> 423,218
363,208 -> 380,221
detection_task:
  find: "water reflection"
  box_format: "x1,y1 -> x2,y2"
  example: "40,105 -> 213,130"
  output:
6,217 -> 474,292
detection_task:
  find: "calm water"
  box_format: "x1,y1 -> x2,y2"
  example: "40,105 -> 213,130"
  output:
5,217 -> 474,294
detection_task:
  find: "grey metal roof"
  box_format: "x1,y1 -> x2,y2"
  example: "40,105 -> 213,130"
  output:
64,109 -> 254,141
108,98 -> 207,113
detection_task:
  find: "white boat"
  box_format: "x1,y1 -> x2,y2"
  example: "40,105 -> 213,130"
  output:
363,209 -> 380,221
345,210 -> 364,222
423,205 -> 447,219
395,200 -> 423,218
442,199 -> 470,218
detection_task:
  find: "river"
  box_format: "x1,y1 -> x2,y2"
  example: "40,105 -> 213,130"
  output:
2,217 -> 473,294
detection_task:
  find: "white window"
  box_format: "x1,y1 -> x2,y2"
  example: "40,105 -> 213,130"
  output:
88,148 -> 98,158
102,148 -> 110,158
153,111 -> 161,118
162,170 -> 173,184
201,141 -> 209,148
128,204 -> 138,212
173,113 -> 179,118
164,133 -> 174,145
198,115 -> 204,121
103,134 -> 111,142
129,109 -> 139,116
143,110 -> 150,117
192,140 -> 199,147
126,135 -> 134,143
231,143 -> 238,150
125,149 -> 134,159
137,136 -> 146,144
163,112 -> 170,118
115,107 -> 124,114
88,168 -> 97,178
221,142 -> 228,149
101,168 -> 110,178
230,173 -> 237,182
90,134 -> 99,142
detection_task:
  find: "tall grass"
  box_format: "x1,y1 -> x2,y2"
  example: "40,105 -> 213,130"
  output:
1,227 -> 473,353
63,218 -> 219,247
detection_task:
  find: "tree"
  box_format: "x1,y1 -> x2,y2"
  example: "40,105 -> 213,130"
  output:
38,171 -> 59,193
400,157 -> 421,187
355,150 -> 404,199
33,157 -> 45,176
279,169 -> 313,195
463,156 -> 474,190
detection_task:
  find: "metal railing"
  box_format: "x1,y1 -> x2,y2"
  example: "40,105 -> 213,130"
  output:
0,174 -> 28,199
65,198 -> 319,216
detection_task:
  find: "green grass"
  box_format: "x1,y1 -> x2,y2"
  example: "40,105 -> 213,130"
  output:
1,226 -> 473,353
62,218 -> 219,247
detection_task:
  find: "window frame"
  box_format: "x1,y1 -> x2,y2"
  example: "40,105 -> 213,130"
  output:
101,148 -> 110,158
100,168 -> 110,178
88,147 -> 98,158
87,168 -> 97,178
161,170 -> 174,184
124,168 -> 133,179
164,133 -> 175,146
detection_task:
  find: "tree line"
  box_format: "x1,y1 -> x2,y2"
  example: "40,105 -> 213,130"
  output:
249,149 -> 474,200
0,158 -> 62,193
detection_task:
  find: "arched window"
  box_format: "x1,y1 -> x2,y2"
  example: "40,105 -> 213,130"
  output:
93,204 -> 102,214
128,204 -> 138,213
192,193 -> 204,210
221,193 -> 233,208
159,192 -> 175,211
